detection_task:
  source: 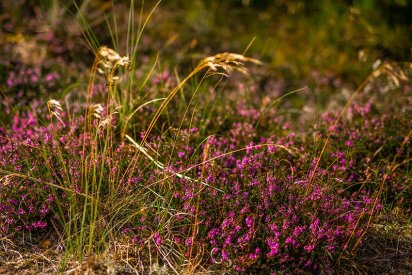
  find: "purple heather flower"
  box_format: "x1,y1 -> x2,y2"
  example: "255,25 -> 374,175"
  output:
245,216 -> 254,228
304,244 -> 315,252
185,237 -> 193,247
222,250 -> 229,261
32,221 -> 47,229
153,232 -> 162,245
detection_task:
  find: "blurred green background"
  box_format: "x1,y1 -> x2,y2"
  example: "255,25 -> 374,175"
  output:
1,0 -> 411,85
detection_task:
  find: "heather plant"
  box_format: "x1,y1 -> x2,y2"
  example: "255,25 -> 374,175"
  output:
114,118 -> 379,272
314,63 -> 412,208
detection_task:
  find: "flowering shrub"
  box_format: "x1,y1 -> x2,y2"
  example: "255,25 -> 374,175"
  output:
7,85 -> 412,272
319,100 -> 412,207
0,110 -> 141,236
0,112 -> 56,234
156,131 -> 376,272
6,76 -> 412,273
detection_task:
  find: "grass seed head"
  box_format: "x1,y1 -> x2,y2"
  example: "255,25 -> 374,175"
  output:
0,175 -> 13,187
199,52 -> 262,75
47,99 -> 64,124
98,107 -> 121,131
90,103 -> 104,119
96,46 -> 131,80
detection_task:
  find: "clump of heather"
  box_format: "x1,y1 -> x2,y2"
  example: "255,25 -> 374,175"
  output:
1,82 -> 401,273
0,108 -> 143,237
167,134 -> 377,272
111,110 -> 379,272
318,98 -> 412,207
0,112 -> 57,235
